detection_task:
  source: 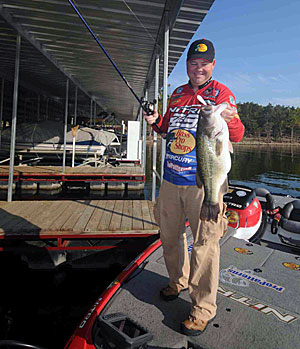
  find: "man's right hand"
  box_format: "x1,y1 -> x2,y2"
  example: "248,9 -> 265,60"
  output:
143,109 -> 159,125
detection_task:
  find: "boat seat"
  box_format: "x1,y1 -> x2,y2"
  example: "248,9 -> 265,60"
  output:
280,200 -> 300,234
254,187 -> 276,211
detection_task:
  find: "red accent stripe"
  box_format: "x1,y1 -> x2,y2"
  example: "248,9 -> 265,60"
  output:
64,238 -> 162,349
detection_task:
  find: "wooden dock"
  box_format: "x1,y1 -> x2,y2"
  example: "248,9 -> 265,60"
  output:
0,200 -> 158,239
0,165 -> 145,183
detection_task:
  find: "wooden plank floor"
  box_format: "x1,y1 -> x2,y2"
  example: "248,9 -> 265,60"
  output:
0,200 -> 158,238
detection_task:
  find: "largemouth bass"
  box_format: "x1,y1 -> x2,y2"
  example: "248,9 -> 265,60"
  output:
196,103 -> 232,222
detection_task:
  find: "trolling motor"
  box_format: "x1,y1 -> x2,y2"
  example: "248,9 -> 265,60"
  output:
223,185 -> 279,243
68,0 -> 162,131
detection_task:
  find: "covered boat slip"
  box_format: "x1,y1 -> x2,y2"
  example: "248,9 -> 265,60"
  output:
0,120 -> 120,155
100,231 -> 300,349
0,0 -> 215,201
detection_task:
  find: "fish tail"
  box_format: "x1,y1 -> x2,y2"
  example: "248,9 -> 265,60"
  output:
200,202 -> 220,223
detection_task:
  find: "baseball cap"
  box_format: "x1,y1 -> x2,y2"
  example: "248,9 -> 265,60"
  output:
187,39 -> 215,62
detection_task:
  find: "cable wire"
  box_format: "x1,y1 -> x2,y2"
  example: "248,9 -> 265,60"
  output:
121,0 -> 163,53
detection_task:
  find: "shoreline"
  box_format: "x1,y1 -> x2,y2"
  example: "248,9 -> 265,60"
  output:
234,138 -> 300,146
146,136 -> 300,147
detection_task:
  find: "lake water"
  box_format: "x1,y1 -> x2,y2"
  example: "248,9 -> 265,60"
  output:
145,143 -> 300,199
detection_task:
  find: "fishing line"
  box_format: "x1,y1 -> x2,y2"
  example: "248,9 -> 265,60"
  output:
68,0 -> 160,123
121,0 -> 163,53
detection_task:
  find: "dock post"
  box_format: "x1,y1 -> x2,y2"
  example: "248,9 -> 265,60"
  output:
0,78 -> 4,149
8,34 -> 21,202
161,11 -> 169,183
62,78 -> 69,174
72,86 -> 78,168
90,99 -> 93,126
94,100 -> 97,126
74,86 -> 78,125
46,97 -> 49,120
37,94 -> 40,121
142,90 -> 148,171
152,54 -> 160,201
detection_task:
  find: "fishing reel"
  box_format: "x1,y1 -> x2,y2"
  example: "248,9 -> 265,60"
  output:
141,97 -> 166,138
141,98 -> 156,116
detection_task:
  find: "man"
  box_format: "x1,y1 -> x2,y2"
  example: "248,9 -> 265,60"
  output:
144,39 -> 244,336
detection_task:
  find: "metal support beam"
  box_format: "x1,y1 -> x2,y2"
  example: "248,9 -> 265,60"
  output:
142,90 -> 148,171
161,12 -> 169,182
62,79 -> 69,174
74,86 -> 78,125
90,99 -> 93,126
152,54 -> 160,201
37,94 -> 40,121
46,98 -> 49,119
7,35 -> 21,202
0,78 -> 4,148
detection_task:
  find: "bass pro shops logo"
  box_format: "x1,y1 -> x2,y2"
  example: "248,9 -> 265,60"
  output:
167,129 -> 195,154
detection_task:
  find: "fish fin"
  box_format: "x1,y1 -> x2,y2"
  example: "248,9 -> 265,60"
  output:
216,139 -> 223,156
196,172 -> 203,189
200,202 -> 220,223
215,103 -> 228,114
220,178 -> 229,195
228,140 -> 233,153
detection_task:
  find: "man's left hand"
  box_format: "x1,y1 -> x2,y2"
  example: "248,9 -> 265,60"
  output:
221,104 -> 236,123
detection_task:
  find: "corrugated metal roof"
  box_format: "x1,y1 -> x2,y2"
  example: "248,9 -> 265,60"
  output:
0,0 -> 215,122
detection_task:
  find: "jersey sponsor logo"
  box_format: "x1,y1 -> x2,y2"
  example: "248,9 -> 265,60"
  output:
170,98 -> 181,106
204,87 -> 214,95
215,88 -> 220,97
166,161 -> 192,173
171,94 -> 184,100
165,153 -> 194,164
167,129 -> 196,155
169,105 -> 201,130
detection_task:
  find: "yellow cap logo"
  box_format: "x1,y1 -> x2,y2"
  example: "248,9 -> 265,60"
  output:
196,43 -> 207,52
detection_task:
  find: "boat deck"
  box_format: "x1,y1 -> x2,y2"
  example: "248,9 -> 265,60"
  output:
80,194 -> 300,349
0,165 -> 144,184
100,232 -> 300,349
0,200 -> 158,241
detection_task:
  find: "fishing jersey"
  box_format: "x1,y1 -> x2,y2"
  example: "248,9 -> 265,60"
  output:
152,80 -> 245,186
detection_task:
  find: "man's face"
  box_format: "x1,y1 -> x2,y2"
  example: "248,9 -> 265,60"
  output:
186,58 -> 215,88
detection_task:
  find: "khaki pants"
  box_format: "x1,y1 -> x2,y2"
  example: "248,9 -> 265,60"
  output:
154,180 -> 227,321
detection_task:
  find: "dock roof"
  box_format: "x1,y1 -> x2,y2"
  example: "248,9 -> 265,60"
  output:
0,0 -> 214,121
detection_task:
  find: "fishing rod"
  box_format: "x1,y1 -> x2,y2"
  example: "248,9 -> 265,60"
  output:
68,0 -> 162,126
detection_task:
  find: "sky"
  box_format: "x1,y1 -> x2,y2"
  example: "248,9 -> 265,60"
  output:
168,0 -> 300,107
